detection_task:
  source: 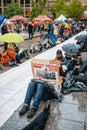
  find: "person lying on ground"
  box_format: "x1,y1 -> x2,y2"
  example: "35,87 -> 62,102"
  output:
30,41 -> 43,54
42,37 -> 52,49
19,50 -> 73,119
19,51 -> 66,118
19,50 -> 77,119
14,44 -> 31,63
19,78 -> 61,118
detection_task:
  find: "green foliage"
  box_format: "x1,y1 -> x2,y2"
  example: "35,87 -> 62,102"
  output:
30,0 -> 48,20
66,0 -> 84,19
41,10 -> 49,16
53,0 -> 67,18
30,3 -> 41,20
3,3 -> 24,18
3,0 -> 84,20
39,0 -> 47,8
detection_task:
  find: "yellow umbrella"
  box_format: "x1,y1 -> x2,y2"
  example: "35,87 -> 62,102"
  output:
0,32 -> 24,43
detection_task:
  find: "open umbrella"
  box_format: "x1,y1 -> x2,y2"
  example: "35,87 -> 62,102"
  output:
54,20 -> 63,25
0,32 -> 24,43
0,15 -> 6,25
75,34 -> 87,41
62,43 -> 80,54
33,15 -> 52,22
9,15 -> 25,22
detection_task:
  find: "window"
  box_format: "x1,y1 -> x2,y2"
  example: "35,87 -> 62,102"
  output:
26,0 -> 29,4
7,0 -> 11,3
20,0 -> 24,4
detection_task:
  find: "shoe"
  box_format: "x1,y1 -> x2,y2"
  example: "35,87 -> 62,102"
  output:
27,108 -> 36,118
19,105 -> 29,116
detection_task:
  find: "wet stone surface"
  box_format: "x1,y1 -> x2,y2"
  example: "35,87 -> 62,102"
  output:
1,92 -> 87,130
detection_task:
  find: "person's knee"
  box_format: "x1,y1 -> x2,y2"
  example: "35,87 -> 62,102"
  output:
37,83 -> 45,91
29,81 -> 35,87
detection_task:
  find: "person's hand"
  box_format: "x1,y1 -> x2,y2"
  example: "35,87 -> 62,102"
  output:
71,56 -> 74,60
62,65 -> 67,72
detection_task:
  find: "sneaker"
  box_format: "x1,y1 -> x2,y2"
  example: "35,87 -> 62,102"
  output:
19,105 -> 29,116
27,108 -> 36,118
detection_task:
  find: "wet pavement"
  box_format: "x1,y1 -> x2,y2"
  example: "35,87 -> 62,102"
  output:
0,30 -> 87,130
1,92 -> 87,130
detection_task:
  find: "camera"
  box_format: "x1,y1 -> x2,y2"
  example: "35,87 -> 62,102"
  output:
64,52 -> 80,66
72,58 -> 80,66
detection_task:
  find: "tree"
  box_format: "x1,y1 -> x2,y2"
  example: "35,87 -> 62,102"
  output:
38,0 -> 48,10
53,0 -> 67,18
66,0 -> 84,19
30,3 -> 41,20
30,0 -> 49,20
3,1 -> 24,18
41,10 -> 49,16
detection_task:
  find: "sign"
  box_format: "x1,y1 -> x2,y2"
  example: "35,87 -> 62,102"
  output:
31,58 -> 63,84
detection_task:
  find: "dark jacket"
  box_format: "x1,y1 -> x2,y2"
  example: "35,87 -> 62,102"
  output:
1,24 -> 8,35
28,23 -> 33,33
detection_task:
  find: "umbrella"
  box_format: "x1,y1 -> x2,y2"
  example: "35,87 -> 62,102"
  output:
54,20 -> 63,25
0,15 -> 6,25
9,15 -> 25,22
64,19 -> 69,23
33,15 -> 52,22
75,34 -> 87,41
0,32 -> 24,43
62,43 -> 80,54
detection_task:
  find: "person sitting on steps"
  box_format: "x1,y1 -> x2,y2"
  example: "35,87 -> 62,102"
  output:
19,79 -> 59,118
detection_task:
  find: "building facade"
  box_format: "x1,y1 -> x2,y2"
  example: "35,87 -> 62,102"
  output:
0,0 -> 36,17
0,0 -> 87,17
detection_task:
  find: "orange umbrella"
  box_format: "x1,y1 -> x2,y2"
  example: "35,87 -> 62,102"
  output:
33,15 -> 52,22
22,18 -> 29,23
9,15 -> 25,22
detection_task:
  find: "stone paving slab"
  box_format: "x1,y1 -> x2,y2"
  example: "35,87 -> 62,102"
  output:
85,106 -> 87,130
52,119 -> 84,130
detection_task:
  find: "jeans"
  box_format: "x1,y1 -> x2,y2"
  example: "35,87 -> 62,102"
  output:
24,81 -> 49,109
63,34 -> 69,40
28,33 -> 33,40
16,49 -> 29,61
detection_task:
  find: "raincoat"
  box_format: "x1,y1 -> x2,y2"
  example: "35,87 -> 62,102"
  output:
1,49 -> 16,65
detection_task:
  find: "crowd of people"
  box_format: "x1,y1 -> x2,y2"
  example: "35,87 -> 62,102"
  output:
0,19 -> 87,67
